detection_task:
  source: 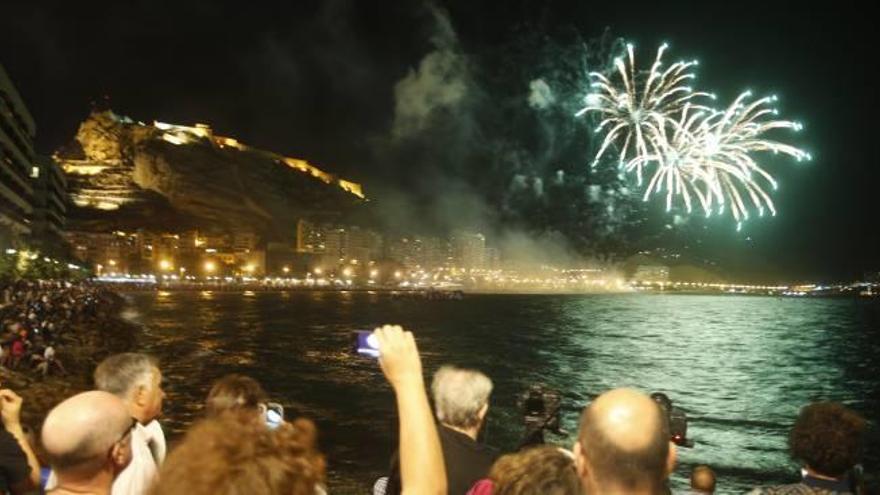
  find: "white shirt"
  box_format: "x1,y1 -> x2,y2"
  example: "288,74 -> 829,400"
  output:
140,419 -> 166,467
46,420 -> 166,495
112,420 -> 165,495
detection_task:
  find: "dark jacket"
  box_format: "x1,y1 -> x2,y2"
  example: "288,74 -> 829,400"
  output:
0,428 -> 30,494
387,424 -> 499,495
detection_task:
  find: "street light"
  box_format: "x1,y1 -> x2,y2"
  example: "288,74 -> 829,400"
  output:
282,266 -> 290,274
314,267 -> 323,275
370,269 -> 378,278
159,259 -> 172,271
343,267 -> 353,278
204,261 -> 216,273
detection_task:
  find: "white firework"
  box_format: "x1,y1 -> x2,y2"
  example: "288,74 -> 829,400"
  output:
627,103 -> 718,215
684,91 -> 810,228
578,43 -> 811,228
576,42 -> 714,184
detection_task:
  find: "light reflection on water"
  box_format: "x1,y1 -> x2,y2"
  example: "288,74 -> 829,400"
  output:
122,292 -> 879,493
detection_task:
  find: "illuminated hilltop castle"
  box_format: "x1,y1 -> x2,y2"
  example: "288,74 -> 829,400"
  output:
59,112 -> 363,213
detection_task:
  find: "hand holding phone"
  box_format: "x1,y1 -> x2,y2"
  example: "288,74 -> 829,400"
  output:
373,325 -> 423,391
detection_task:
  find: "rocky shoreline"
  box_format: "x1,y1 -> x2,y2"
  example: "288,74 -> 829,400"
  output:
2,291 -> 139,431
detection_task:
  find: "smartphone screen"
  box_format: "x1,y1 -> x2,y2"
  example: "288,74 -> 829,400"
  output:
353,330 -> 380,358
265,402 -> 284,429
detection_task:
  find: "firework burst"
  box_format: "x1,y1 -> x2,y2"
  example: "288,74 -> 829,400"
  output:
578,43 -> 810,228
576,42 -> 713,184
687,92 -> 810,227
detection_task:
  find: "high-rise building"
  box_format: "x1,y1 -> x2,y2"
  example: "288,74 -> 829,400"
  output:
452,231 -> 486,269
31,155 -> 68,253
296,220 -> 382,266
345,226 -> 382,264
387,237 -> 419,268
0,64 -> 36,249
231,229 -> 259,251
323,225 -> 346,262
425,236 -> 451,268
485,246 -> 501,270
296,219 -> 326,254
386,235 -> 448,269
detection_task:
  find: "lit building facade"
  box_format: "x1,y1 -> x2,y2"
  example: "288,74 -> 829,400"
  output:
296,219 -> 382,266
296,219 -> 326,254
66,231 -> 137,274
633,264 -> 670,282
0,64 -> 36,249
31,155 -> 68,253
386,236 -> 449,269
66,228 -> 267,276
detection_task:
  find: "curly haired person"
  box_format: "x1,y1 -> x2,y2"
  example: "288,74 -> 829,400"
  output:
750,402 -> 866,495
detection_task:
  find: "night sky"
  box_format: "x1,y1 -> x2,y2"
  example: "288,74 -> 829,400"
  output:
2,1 -> 876,281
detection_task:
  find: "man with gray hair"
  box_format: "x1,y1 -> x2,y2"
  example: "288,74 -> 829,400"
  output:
41,391 -> 134,495
385,365 -> 497,495
46,353 -> 166,495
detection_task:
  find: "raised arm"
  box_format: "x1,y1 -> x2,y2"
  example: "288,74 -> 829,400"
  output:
375,325 -> 446,495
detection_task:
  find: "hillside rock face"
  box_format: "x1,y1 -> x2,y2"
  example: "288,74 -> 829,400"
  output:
57,111 -> 364,238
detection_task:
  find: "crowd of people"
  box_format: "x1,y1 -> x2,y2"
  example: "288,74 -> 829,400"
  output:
0,324 -> 870,494
0,280 -> 113,377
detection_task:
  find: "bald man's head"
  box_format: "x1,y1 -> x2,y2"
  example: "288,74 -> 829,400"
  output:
576,388 -> 673,491
42,391 -> 133,477
691,465 -> 716,494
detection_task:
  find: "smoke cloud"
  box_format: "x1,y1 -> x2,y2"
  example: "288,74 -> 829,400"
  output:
391,5 -> 470,140
527,79 -> 555,110
367,4 -> 648,269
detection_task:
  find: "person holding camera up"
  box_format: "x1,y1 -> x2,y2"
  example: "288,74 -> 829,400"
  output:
374,325 -> 447,495
203,373 -> 285,429
385,365 -> 497,495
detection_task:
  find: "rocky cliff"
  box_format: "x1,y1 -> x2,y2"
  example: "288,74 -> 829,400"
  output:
57,111 -> 365,238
